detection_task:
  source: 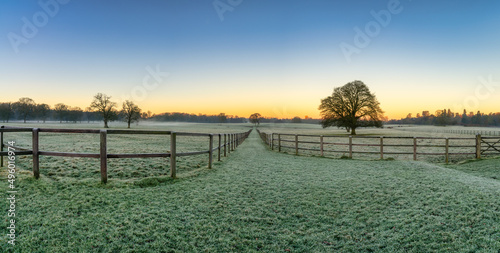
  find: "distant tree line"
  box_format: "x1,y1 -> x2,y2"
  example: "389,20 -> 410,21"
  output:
150,112 -> 247,123
258,117 -> 320,124
389,109 -> 500,127
0,99 -> 97,123
0,96 -> 147,128
1,96 -> 324,127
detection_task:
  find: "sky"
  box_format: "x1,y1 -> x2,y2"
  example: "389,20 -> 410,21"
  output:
1,0 -> 499,119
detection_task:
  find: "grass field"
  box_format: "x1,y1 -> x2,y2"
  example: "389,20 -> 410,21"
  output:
1,122 -> 252,181
1,123 -> 499,252
257,123 -> 500,163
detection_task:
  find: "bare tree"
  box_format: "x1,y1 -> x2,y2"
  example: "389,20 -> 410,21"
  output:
14,97 -> 36,123
319,80 -> 383,135
249,113 -> 262,126
121,100 -> 141,128
90,93 -> 117,128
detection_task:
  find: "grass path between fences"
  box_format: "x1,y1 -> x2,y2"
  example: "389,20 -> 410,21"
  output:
1,130 -> 499,252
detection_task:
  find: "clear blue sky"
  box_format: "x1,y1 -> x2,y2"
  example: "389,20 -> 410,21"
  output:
1,0 -> 499,119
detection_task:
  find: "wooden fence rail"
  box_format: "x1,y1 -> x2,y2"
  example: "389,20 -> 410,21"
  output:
396,127 -> 500,137
256,129 -> 499,163
0,126 -> 252,183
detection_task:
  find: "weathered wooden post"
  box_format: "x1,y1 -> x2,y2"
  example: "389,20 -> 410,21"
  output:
170,132 -> 177,178
445,138 -> 449,164
228,134 -> 231,154
380,136 -> 384,160
224,134 -> 227,157
231,134 -> 234,151
320,135 -> 324,157
413,137 -> 417,161
475,134 -> 481,159
100,130 -> 108,183
218,134 -> 221,161
349,136 -> 353,158
295,135 -> 299,155
0,126 -> 4,167
271,133 -> 274,150
209,134 -> 213,169
32,128 -> 40,179
278,134 -> 281,152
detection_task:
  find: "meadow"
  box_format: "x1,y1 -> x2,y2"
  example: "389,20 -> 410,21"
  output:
1,121 -> 251,182
0,122 -> 499,252
257,123 -> 500,163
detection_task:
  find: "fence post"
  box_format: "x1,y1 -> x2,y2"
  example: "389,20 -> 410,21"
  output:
218,134 -> 221,161
475,134 -> 481,159
224,134 -> 227,156
231,134 -> 234,151
278,134 -> 281,152
228,134 -> 231,154
170,132 -> 177,178
295,135 -> 299,155
32,128 -> 40,179
349,136 -> 353,158
209,134 -> 213,169
320,135 -> 324,157
413,137 -> 417,161
100,130 -> 107,184
0,126 -> 4,167
380,136 -> 383,160
445,138 -> 449,164
271,133 -> 274,150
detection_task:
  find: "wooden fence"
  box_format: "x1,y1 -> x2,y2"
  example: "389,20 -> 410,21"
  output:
0,126 -> 252,183
395,127 -> 500,136
257,129 -> 500,163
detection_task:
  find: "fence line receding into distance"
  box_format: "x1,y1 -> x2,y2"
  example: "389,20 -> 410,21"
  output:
0,126 -> 252,183
257,129 -> 500,163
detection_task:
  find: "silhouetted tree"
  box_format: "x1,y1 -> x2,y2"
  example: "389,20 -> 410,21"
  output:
36,103 -> 51,123
319,80 -> 384,135
54,103 -> 69,123
90,93 -> 117,128
14,97 -> 36,123
121,100 -> 141,128
249,113 -> 262,126
67,107 -> 83,123
0,103 -> 14,123
291,116 -> 302,123
218,113 -> 227,123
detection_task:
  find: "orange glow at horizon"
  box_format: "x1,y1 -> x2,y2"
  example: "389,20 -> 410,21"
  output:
2,89 -> 499,121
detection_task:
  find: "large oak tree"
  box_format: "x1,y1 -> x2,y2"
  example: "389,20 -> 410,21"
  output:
319,80 -> 383,135
249,113 -> 262,126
